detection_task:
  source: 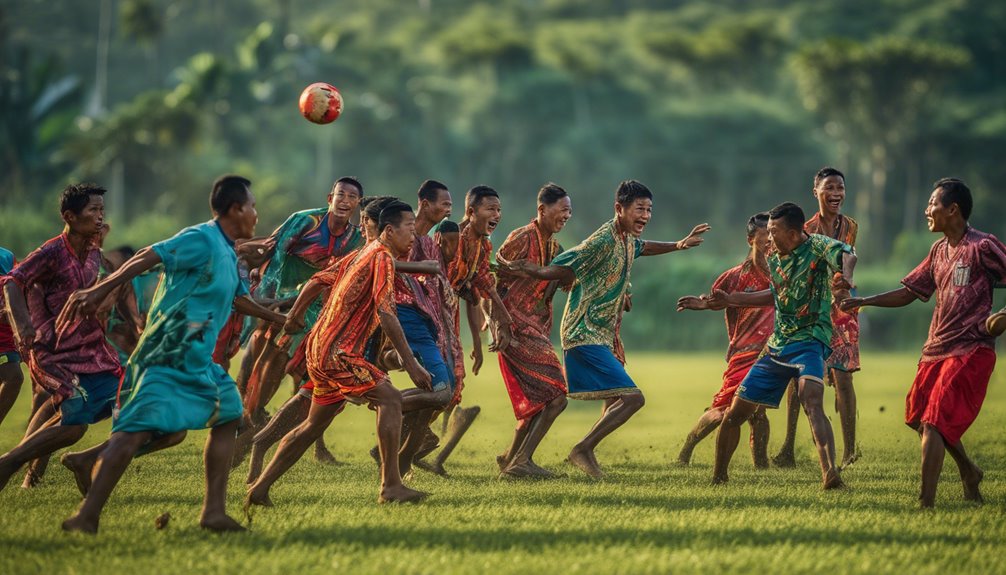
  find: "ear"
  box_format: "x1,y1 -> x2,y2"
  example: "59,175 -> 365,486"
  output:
327,191 -> 334,204
746,235 -> 755,247
62,210 -> 75,225
614,202 -> 623,217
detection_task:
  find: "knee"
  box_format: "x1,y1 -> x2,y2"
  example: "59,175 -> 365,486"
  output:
747,409 -> 768,424
166,431 -> 187,447
624,393 -> 645,411
549,395 -> 568,414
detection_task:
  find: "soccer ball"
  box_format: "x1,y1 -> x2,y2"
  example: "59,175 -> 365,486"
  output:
299,82 -> 343,124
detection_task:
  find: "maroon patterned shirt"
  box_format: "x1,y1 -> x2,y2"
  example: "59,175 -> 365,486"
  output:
711,258 -> 774,362
902,227 -> 1006,361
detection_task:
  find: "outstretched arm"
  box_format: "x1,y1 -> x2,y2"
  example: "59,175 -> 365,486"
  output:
396,260 -> 441,275
232,295 -> 286,325
497,259 -> 575,284
56,247 -> 161,333
840,287 -> 918,312
640,223 -> 712,256
378,309 -> 432,389
677,294 -> 726,312
705,288 -> 773,308
282,278 -> 327,334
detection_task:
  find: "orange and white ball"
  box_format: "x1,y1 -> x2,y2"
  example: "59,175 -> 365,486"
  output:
299,82 -> 343,124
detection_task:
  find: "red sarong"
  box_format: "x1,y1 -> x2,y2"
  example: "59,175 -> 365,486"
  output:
906,346 -> 996,445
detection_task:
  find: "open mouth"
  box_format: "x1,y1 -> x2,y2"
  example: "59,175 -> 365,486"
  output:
827,199 -> 842,210
487,220 -> 498,233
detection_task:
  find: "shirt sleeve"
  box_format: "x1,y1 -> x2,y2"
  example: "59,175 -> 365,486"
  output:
552,232 -> 605,282
372,251 -> 396,315
312,257 -> 349,287
469,238 -> 496,298
7,241 -> 56,289
812,235 -> 853,272
978,236 -> 1006,282
901,244 -> 937,302
235,263 -> 251,298
634,237 -> 645,258
151,227 -> 211,275
711,268 -> 734,293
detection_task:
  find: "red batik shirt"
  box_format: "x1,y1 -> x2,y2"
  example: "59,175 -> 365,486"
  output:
902,227 -> 1006,362
711,258 -> 774,362
447,222 -> 495,302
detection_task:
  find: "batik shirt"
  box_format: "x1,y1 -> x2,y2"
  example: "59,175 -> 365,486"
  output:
767,233 -> 852,349
447,222 -> 495,303
902,227 -> 1006,361
552,218 -> 644,361
497,220 -> 564,336
306,240 -> 396,366
127,221 -> 248,379
0,247 -> 18,353
2,235 -> 120,397
711,258 -> 773,362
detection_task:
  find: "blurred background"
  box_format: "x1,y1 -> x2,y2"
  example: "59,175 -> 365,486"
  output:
2,0 -> 1004,352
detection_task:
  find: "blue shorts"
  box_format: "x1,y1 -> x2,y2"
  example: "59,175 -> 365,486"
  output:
0,351 -> 21,366
564,344 -> 640,400
60,371 -> 122,426
398,306 -> 454,393
736,340 -> 828,408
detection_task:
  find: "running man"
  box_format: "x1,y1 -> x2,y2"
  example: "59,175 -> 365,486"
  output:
841,178 -> 1006,507
503,180 -> 710,479
707,202 -> 855,490
675,212 -> 772,468
0,246 -> 24,429
774,167 -> 861,468
493,183 -> 572,478
58,175 -> 288,533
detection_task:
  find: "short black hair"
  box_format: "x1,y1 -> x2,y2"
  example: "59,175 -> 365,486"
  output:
813,167 -> 845,189
435,220 -> 460,234
615,180 -> 652,206
333,176 -> 363,196
363,196 -> 398,223
418,179 -> 449,203
746,212 -> 770,238
465,185 -> 499,210
378,200 -> 414,232
934,177 -> 972,220
768,202 -> 805,231
210,175 -> 252,215
537,183 -> 567,206
60,183 -> 107,215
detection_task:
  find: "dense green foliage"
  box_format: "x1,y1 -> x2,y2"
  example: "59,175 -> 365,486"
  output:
2,0 -> 1005,348
1,352 -> 1005,574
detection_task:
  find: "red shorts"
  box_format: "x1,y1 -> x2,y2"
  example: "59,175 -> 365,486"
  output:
711,351 -> 759,409
307,353 -> 383,406
906,347 -> 996,445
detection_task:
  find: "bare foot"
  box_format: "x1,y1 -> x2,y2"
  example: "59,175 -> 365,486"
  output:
502,460 -> 556,480
378,484 -> 429,503
314,444 -> 344,466
771,450 -> 796,468
231,427 -> 256,469
962,466 -> 984,503
245,486 -> 274,508
246,450 -> 264,485
674,456 -> 691,467
200,514 -> 247,532
840,451 -> 861,470
61,452 -> 95,497
986,309 -> 1006,338
414,460 -> 449,477
413,431 -> 440,462
823,469 -> 845,490
568,446 -> 603,479
712,474 -> 728,485
496,454 -> 510,473
61,514 -> 99,534
369,446 -> 381,467
21,466 -> 43,489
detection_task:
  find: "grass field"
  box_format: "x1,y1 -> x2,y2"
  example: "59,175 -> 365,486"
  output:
1,350 -> 1005,575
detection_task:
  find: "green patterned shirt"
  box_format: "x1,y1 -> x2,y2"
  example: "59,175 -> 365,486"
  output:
768,233 -> 852,349
552,219 -> 645,359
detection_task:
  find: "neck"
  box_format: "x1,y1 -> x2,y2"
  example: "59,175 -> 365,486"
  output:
414,210 -> 437,236
64,227 -> 94,257
378,237 -> 402,258
533,218 -> 554,241
614,217 -> 630,236
944,220 -> 968,245
328,213 -> 349,235
818,210 -> 840,234
752,250 -> 769,272
215,217 -> 241,245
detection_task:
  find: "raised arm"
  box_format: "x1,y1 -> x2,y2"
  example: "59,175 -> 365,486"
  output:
56,247 -> 161,333
840,286 -> 918,312
640,223 -> 711,256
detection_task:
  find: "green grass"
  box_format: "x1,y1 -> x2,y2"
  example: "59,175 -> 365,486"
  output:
2,351 -> 1005,575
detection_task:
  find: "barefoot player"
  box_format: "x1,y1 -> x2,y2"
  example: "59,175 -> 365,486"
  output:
493,183 -> 572,478
675,212 -> 772,468
708,202 -> 855,489
503,180 -> 710,479
59,175 -> 288,533
842,178 -> 1006,507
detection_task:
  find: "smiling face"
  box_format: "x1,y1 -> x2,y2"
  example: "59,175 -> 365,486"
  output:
64,194 -> 106,238
467,195 -> 501,237
615,198 -> 652,237
814,174 -> 846,218
382,210 -> 416,257
328,182 -> 362,223
924,187 -> 957,233
748,226 -> 772,263
538,196 -> 572,235
767,217 -> 803,256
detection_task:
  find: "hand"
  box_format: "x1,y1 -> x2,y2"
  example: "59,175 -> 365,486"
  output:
235,237 -> 276,268
497,258 -> 532,278
405,359 -> 432,389
676,295 -> 708,312
623,293 -> 633,313
678,223 -> 712,250
704,289 -> 730,310
283,315 -> 306,335
488,324 -> 512,353
470,346 -> 484,375
839,297 -> 865,312
56,287 -> 105,335
832,272 -> 854,292
12,321 -> 35,352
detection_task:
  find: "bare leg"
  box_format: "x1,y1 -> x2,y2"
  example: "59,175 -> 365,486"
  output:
200,418 -> 245,531
398,409 -> 436,478
421,404 -> 481,477
246,394 -> 310,484
677,407 -> 726,465
362,382 -> 427,503
944,438 -> 984,503
919,424 -> 947,507
62,431 -> 187,497
568,393 -> 645,479
504,396 -> 567,478
62,430 -> 153,533
798,378 -> 842,489
772,379 -> 799,467
401,388 -> 452,413
831,369 -> 859,466
0,414 -> 87,492
20,400 -> 57,488
313,435 -> 339,464
235,326 -> 266,397
0,362 -> 25,427
748,407 -> 770,469
499,418 -> 533,472
712,398 -> 759,483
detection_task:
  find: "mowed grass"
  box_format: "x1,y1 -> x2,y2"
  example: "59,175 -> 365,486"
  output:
1,351 -> 1006,575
